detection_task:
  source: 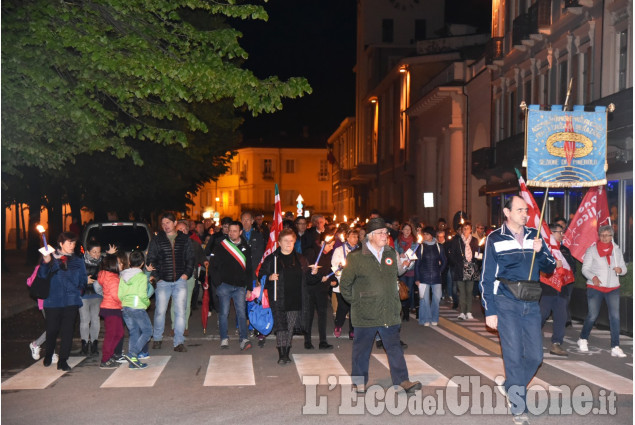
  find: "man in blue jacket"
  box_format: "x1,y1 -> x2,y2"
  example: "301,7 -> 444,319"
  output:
480,196 -> 555,425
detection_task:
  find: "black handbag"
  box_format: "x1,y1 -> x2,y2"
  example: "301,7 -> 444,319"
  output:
29,269 -> 54,300
499,278 -> 542,302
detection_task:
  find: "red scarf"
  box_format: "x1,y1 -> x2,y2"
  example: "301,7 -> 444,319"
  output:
597,241 -> 613,265
398,234 -> 414,250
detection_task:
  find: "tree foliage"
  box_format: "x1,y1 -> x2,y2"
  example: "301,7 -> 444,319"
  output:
1,0 -> 312,177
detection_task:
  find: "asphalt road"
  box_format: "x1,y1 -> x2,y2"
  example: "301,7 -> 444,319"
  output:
1,297 -> 633,425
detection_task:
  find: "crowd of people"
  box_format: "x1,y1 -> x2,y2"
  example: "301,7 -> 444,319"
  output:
27,205 -> 628,407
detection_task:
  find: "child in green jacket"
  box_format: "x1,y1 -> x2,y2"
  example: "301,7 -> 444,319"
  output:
118,251 -> 152,369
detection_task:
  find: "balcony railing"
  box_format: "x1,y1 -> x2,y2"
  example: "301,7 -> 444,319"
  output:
512,13 -> 532,46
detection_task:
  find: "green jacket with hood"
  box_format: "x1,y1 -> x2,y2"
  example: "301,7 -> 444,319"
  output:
118,268 -> 150,310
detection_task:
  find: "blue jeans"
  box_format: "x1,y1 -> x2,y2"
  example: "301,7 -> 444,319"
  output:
418,283 -> 442,323
495,294 -> 543,416
352,325 -> 408,386
540,284 -> 572,344
154,279 -> 187,346
123,307 -> 153,357
216,283 -> 248,341
445,270 -> 457,304
401,275 -> 416,310
580,288 -> 621,347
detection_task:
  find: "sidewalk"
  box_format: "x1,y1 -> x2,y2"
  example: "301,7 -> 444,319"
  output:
1,249 -> 40,319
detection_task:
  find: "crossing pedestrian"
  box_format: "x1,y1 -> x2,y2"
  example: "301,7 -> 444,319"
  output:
340,217 -> 422,394
480,196 -> 556,425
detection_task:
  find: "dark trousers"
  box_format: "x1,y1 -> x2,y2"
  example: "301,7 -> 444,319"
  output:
44,306 -> 79,362
305,286 -> 328,343
334,292 -> 353,333
540,284 -> 572,344
352,325 -> 408,386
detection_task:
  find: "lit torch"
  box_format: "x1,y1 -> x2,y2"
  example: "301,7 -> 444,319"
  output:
417,234 -> 423,244
476,237 -> 486,259
339,232 -> 345,243
343,215 -> 348,223
36,225 -> 48,248
314,235 -> 334,266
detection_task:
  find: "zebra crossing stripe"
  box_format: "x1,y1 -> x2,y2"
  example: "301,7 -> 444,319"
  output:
293,353 -> 352,385
203,355 -> 255,386
1,357 -> 85,390
544,360 -> 633,394
431,326 -> 488,355
439,317 -> 502,355
456,356 -> 561,393
101,356 -> 170,388
373,354 -> 457,387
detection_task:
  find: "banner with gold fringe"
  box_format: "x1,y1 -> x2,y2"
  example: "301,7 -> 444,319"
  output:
525,105 -> 607,187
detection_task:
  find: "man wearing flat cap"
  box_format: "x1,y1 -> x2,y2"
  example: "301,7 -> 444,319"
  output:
340,217 -> 422,394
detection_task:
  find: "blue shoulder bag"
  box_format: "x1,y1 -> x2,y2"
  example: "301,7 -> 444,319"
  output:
248,276 -> 273,335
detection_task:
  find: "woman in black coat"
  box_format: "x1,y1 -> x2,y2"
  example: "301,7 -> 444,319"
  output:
258,228 -> 310,365
447,221 -> 481,320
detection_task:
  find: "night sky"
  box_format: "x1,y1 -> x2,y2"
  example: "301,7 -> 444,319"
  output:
236,0 -> 490,142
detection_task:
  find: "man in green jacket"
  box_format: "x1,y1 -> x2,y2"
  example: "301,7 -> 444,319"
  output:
340,218 -> 422,394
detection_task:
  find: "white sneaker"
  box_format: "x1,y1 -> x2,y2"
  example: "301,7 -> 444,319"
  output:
220,338 -> 229,349
577,339 -> 589,352
611,346 -> 627,358
423,322 -> 430,327
52,353 -> 59,363
458,313 -> 466,320
466,313 -> 474,320
431,322 -> 438,326
29,342 -> 41,360
494,375 -> 511,408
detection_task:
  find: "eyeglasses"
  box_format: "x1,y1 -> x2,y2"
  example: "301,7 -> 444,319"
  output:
373,230 -> 388,236
599,233 -> 612,237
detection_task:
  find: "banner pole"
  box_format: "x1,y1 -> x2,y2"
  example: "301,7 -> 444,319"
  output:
528,187 -> 549,280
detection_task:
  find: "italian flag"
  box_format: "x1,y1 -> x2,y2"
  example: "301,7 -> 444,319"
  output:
256,184 -> 283,274
221,239 -> 247,270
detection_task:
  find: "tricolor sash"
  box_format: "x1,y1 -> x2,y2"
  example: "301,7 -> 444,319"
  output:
221,239 -> 247,270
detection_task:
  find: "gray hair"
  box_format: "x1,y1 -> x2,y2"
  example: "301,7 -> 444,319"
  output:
598,225 -> 614,236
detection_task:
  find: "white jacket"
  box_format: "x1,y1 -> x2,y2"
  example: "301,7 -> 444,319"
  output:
331,244 -> 355,293
581,242 -> 627,289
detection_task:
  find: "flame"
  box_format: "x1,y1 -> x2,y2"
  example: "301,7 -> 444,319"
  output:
448,235 -> 453,240
417,234 -> 423,244
479,237 -> 486,246
333,215 -> 337,221
339,233 -> 345,242
37,225 -> 46,233
325,235 -> 334,243
365,218 -> 369,223
343,215 -> 347,222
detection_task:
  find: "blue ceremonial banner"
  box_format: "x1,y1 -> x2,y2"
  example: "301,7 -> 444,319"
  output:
525,105 -> 607,187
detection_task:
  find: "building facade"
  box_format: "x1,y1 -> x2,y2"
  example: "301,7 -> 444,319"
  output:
329,0 -> 631,249
190,145 -> 332,220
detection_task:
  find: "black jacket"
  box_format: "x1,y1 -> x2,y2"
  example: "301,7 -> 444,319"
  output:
304,243 -> 337,291
258,248 -> 310,334
447,235 -> 481,281
210,237 -> 253,288
242,228 -> 265,279
146,232 -> 195,282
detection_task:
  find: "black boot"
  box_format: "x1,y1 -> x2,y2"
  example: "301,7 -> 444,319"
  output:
80,340 -> 89,355
91,340 -> 99,356
402,307 -> 410,321
284,346 -> 292,364
277,347 -> 286,365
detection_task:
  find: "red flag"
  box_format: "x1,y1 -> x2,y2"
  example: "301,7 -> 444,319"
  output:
518,175 -> 575,291
563,186 -> 610,263
255,184 -> 283,275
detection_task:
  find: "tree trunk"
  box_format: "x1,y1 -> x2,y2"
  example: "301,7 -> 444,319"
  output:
26,203 -> 42,266
47,196 -> 64,243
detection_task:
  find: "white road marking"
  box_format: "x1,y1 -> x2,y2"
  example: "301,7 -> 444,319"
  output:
101,356 -> 171,388
456,356 -> 561,393
293,353 -> 351,385
2,357 -> 85,390
544,360 -> 633,394
430,326 -> 488,355
373,354 -> 457,387
203,355 -> 255,386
